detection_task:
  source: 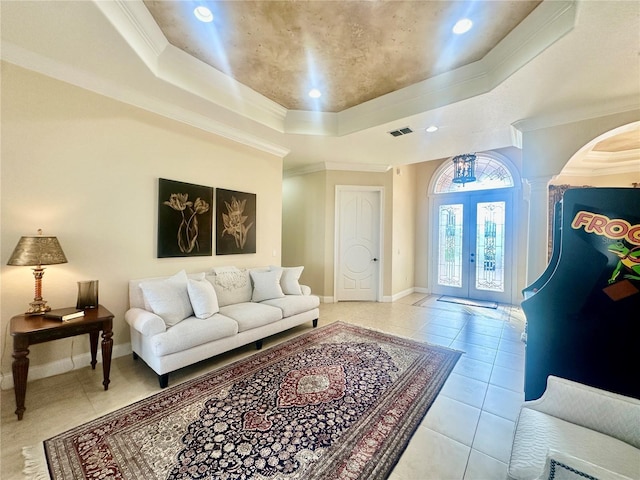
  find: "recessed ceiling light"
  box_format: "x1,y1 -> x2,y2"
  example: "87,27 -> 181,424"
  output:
308,89 -> 322,99
426,125 -> 439,133
194,6 -> 214,23
452,18 -> 473,34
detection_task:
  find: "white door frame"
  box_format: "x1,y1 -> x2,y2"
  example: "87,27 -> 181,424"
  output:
427,151 -> 522,305
429,189 -> 516,304
334,185 -> 385,302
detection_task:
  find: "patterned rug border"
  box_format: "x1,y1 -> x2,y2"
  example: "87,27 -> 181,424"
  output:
44,321 -> 462,480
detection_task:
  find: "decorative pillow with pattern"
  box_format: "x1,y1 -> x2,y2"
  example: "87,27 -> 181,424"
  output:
207,269 -> 252,307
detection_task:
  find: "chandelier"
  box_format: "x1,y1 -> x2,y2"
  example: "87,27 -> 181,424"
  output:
452,153 -> 477,186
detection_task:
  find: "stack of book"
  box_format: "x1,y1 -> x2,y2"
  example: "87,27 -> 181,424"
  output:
45,307 -> 85,322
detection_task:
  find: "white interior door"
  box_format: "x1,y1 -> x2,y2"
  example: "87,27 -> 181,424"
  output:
336,187 -> 382,301
432,190 -> 513,304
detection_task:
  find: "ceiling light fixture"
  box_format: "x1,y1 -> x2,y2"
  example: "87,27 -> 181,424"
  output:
426,125 -> 439,133
452,18 -> 473,35
452,153 -> 477,186
194,6 -> 214,23
308,89 -> 322,99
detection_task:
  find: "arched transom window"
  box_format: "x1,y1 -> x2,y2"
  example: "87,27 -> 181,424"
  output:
434,155 -> 514,193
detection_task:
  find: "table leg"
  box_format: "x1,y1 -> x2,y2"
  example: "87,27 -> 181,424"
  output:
89,331 -> 98,370
12,337 -> 29,421
101,322 -> 113,391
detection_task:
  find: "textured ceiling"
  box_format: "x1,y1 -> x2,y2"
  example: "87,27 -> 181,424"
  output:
143,0 -> 541,112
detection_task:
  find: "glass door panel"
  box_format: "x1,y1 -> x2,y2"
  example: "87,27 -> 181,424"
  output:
437,204 -> 464,288
431,190 -> 513,304
475,201 -> 506,292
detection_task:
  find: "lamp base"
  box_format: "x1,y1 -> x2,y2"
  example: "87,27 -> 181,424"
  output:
26,300 -> 51,316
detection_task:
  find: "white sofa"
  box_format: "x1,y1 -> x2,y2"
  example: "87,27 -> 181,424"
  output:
125,266 -> 319,388
508,376 -> 640,480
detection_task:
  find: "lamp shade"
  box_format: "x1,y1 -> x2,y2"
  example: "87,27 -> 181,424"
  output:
7,234 -> 68,267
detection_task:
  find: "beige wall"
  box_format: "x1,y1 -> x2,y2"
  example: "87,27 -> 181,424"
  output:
0,63 -> 284,383
283,169 -> 394,301
413,159 -> 447,291
281,171 -> 326,294
391,164 -> 417,297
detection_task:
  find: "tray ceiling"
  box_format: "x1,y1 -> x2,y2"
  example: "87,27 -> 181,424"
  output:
143,1 -> 541,112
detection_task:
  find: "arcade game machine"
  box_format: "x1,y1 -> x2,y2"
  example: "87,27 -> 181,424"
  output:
521,187 -> 640,401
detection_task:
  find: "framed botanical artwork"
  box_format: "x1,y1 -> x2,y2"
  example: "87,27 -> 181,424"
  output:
158,178 -> 213,258
216,188 -> 256,255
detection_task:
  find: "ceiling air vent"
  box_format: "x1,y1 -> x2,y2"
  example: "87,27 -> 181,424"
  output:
388,127 -> 413,137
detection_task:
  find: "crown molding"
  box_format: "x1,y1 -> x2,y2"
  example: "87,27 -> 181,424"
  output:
95,0 -> 578,138
0,41 -> 290,159
562,149 -> 640,176
512,99 -> 640,133
96,0 -> 289,133
284,162 -> 391,178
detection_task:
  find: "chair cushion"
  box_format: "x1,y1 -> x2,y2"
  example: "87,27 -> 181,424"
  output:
508,408 -> 640,480
149,314 -> 238,356
218,302 -> 282,332
261,295 -> 320,318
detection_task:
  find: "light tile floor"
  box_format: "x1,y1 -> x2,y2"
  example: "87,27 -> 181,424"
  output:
0,294 -> 526,479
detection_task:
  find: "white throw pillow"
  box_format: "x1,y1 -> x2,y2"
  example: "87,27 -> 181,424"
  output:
270,265 -> 304,295
187,278 -> 219,319
139,270 -> 193,327
250,269 -> 285,302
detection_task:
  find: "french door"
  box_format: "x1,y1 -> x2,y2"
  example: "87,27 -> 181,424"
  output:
431,189 -> 513,304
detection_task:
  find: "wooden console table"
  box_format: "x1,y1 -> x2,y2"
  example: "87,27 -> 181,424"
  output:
10,305 -> 114,420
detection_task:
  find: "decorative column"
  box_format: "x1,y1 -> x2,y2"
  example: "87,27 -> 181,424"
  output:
523,176 -> 554,285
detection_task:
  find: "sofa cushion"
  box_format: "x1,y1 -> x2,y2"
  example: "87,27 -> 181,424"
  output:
508,408 -> 640,480
261,295 -> 320,318
218,302 -> 283,332
140,270 -> 197,327
250,269 -> 285,302
207,269 -> 252,307
270,266 -> 304,295
536,450 -> 634,480
187,278 -> 219,319
150,314 -> 238,357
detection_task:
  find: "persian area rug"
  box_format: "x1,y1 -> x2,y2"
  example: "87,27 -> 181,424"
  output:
44,322 -> 461,480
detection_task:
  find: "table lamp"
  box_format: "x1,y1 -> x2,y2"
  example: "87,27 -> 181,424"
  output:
7,229 -> 68,315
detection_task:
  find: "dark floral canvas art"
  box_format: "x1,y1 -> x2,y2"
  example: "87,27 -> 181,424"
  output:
158,178 -> 213,258
216,188 -> 256,255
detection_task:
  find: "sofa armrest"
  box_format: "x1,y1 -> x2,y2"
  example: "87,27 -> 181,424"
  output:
525,376 -> 640,448
125,308 -> 166,337
300,284 -> 311,296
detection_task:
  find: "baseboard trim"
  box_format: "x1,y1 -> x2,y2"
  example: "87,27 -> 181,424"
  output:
0,342 -> 132,391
